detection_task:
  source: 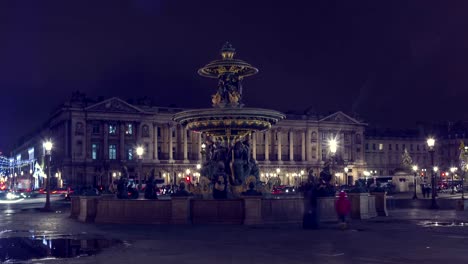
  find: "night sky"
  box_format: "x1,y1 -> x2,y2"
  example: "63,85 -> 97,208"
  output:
1,0 -> 468,152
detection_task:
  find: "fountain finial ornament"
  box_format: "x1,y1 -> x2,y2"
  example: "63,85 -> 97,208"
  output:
198,42 -> 259,108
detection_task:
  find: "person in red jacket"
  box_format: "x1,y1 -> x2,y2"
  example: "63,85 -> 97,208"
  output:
335,191 -> 351,228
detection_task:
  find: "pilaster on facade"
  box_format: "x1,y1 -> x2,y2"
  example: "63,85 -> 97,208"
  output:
167,123 -> 175,163
182,126 -> 189,164
276,128 -> 283,164
264,131 -> 270,163
251,132 -> 257,160
288,129 -> 294,162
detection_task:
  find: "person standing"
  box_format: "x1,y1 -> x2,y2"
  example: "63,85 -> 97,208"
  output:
302,177 -> 319,229
335,191 -> 351,229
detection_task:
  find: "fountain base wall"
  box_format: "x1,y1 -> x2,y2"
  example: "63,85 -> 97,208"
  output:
72,195 -> 379,225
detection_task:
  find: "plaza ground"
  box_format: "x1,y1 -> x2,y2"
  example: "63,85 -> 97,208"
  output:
1,199 -> 468,264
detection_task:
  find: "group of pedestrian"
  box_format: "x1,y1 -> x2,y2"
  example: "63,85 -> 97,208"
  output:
302,176 -> 351,230
420,183 -> 432,198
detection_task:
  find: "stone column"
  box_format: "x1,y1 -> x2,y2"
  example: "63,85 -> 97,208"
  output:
153,124 -> 159,163
103,122 -> 109,160
252,133 -> 257,160
119,123 -> 125,160
277,129 -> 282,163
198,133 -> 202,161
265,131 -> 270,162
301,130 -> 306,161
183,127 -> 189,163
289,129 -> 294,162
168,124 -> 174,163
306,128 -> 312,162
64,121 -> 69,158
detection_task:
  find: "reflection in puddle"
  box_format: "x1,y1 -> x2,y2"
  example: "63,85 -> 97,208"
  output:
0,237 -> 122,262
420,221 -> 468,227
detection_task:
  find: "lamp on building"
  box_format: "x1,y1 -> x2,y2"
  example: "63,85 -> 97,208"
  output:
136,146 -> 144,191
196,164 -> 201,170
329,139 -> 338,184
363,170 -> 370,182
201,143 -> 207,162
344,167 -> 349,186
412,165 -> 418,199
42,140 -> 53,211
450,167 -> 457,195
426,137 -> 437,209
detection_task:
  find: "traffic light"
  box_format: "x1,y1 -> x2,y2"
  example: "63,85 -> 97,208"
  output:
186,176 -> 191,183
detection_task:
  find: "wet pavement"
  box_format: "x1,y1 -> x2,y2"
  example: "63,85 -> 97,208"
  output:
0,236 -> 122,262
1,207 -> 468,263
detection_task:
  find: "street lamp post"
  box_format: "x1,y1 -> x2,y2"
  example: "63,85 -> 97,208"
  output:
412,165 -> 418,199
276,168 -> 281,185
463,164 -> 467,200
450,167 -> 457,195
427,137 -> 437,209
329,139 -> 337,184
136,146 -> 144,191
43,141 -> 53,212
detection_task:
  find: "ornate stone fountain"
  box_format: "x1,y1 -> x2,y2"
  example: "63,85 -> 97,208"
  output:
173,42 -> 285,198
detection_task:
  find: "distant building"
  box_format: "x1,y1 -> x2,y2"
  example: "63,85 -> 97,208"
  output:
10,94 -> 368,188
365,123 -> 468,181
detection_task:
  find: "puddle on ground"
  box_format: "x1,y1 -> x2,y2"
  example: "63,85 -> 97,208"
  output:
0,236 -> 122,262
420,221 -> 468,227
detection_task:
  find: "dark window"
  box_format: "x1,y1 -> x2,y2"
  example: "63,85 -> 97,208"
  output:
417,145 -> 420,151
157,127 -> 161,137
92,124 -> 100,134
410,144 -> 413,151
365,143 -> 369,150
372,144 -> 376,150
388,144 -> 392,151
396,144 -> 399,151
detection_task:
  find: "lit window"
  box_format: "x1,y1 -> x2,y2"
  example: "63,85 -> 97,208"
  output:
92,143 -> 99,160
109,145 -> 117,160
379,144 -> 383,151
127,148 -> 133,160
125,124 -> 133,135
109,124 -> 117,135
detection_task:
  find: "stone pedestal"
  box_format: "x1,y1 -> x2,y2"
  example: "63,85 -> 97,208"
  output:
368,195 -> 378,218
70,196 -> 80,219
317,197 -> 337,222
78,197 -> 99,223
371,192 -> 388,216
171,197 -> 192,224
456,199 -> 468,211
242,196 -> 263,225
348,193 -> 370,220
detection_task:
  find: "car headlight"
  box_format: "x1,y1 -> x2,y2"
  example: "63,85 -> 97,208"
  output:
6,193 -> 17,200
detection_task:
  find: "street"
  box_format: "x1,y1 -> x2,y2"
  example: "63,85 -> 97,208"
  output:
0,199 -> 468,263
